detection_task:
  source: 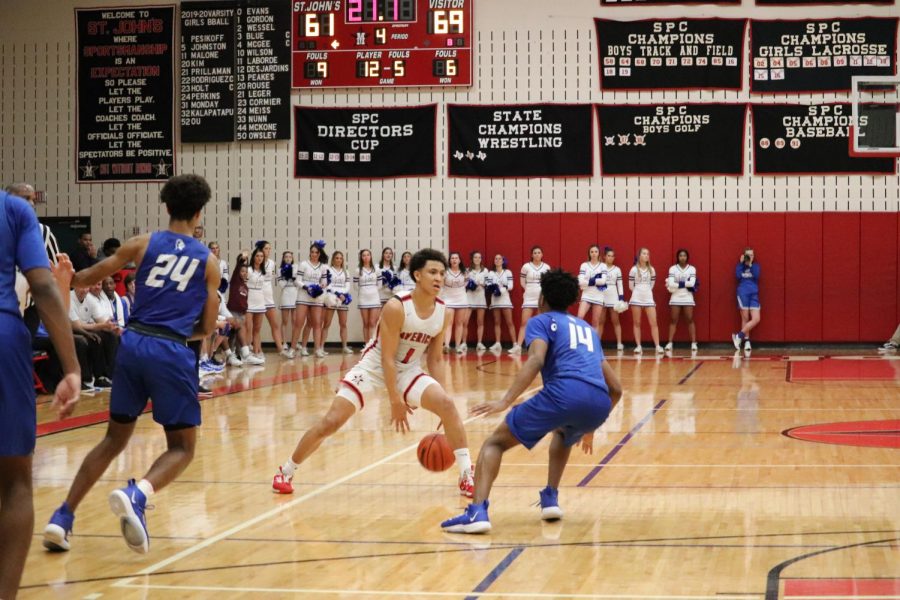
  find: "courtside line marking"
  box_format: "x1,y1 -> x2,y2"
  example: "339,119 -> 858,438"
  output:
112,385 -> 544,586
388,463 -> 900,468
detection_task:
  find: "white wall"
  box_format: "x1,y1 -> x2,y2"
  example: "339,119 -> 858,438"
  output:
1,0 -> 897,342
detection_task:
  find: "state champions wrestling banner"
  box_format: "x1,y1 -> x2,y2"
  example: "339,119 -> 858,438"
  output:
447,104 -> 593,178
76,6 -> 176,183
595,19 -> 745,90
750,18 -> 898,93
597,104 -> 747,176
293,105 -> 436,179
751,103 -> 896,175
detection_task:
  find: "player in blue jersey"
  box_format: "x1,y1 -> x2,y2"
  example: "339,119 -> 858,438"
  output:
0,190 -> 80,600
442,268 -> 622,534
732,247 -> 760,353
43,175 -> 220,555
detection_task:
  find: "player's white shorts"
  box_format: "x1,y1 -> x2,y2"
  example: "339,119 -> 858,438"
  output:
629,288 -> 655,307
522,285 -> 541,309
581,287 -> 605,306
441,286 -> 468,309
247,288 -> 267,313
337,365 -> 437,412
280,286 -> 298,309
669,289 -> 695,306
263,284 -> 275,309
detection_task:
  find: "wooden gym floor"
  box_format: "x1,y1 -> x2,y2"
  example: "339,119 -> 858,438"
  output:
21,348 -> 900,599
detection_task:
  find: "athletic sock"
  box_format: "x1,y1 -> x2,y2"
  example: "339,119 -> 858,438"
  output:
200,354 -> 209,362
281,459 -> 299,478
136,479 -> 155,498
454,448 -> 473,476
240,345 -> 250,358
737,331 -> 746,340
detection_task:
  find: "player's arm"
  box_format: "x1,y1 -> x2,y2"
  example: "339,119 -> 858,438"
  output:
71,234 -> 149,288
378,298 -> 413,432
425,311 -> 451,389
189,257 -> 222,341
472,338 -> 547,417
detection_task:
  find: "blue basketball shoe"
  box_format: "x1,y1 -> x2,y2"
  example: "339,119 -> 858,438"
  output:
441,500 -> 491,534
539,486 -> 563,521
108,479 -> 150,553
42,502 -> 75,551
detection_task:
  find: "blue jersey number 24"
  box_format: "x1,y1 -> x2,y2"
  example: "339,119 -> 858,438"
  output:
146,254 -> 200,292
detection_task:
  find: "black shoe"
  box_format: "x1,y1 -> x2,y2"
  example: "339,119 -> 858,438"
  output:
198,384 -> 213,397
95,376 -> 113,388
81,381 -> 96,392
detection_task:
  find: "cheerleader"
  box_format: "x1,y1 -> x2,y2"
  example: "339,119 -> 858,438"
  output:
229,254 -> 259,365
291,240 -> 329,358
208,241 -> 229,294
255,240 -> 289,358
322,250 -> 354,354
247,247 -> 273,360
732,247 -> 761,353
598,247 -> 625,351
377,246 -> 399,305
355,249 -> 381,342
629,247 -> 663,354
397,251 -> 415,292
577,244 -> 606,336
665,249 -> 698,354
277,251 -> 298,351
465,251 -> 489,351
485,254 -> 516,353
513,246 -> 550,354
441,252 -> 469,353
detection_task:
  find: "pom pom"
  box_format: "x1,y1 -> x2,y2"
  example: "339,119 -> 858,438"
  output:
314,239 -> 326,250
218,323 -> 232,337
380,270 -> 393,285
342,293 -> 352,305
465,279 -> 477,291
218,277 -> 229,294
614,300 -> 629,314
588,275 -> 597,286
307,284 -> 324,298
323,292 -> 339,308
489,284 -> 501,297
280,264 -> 294,281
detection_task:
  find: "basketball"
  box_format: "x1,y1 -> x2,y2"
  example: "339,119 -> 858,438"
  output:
417,433 -> 455,472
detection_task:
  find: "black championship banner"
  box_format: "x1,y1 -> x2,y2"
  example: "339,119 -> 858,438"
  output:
294,105 -> 436,178
76,6 -> 175,183
597,104 -> 746,176
595,19 -> 745,90
750,18 -> 898,93
751,103 -> 896,175
181,0 -> 291,143
447,104 -> 593,177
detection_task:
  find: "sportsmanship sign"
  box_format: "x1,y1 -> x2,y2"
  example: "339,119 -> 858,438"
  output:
597,104 -> 746,176
595,19 -> 745,90
447,104 -> 593,177
750,18 -> 898,93
293,105 -> 436,178
751,103 -> 896,175
76,6 -> 175,183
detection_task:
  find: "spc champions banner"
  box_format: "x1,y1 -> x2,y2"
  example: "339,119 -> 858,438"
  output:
751,103 -> 896,175
750,18 -> 898,93
447,104 -> 593,177
595,19 -> 745,90
293,105 -> 436,178
597,104 -> 746,176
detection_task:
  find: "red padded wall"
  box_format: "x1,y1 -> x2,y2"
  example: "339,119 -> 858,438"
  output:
560,214 -> 599,315
672,213 -> 711,342
859,213 -> 899,340
785,214 -> 823,341
823,213 -> 860,341
448,214 -> 485,260
635,214 -> 674,343
485,213 -> 523,341
748,214 -> 785,342
709,214 -> 748,341
523,213 -> 561,270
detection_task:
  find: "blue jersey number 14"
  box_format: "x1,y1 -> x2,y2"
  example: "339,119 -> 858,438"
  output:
146,254 -> 200,292
568,322 -> 594,352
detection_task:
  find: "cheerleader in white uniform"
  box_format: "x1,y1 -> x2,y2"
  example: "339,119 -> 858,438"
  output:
577,244 -> 606,336
254,241 -> 288,358
485,254 -> 516,353
247,247 -> 272,360
291,241 -> 329,358
629,247 -> 662,354
355,249 -> 381,343
397,251 -> 415,292
465,251 -> 489,352
208,241 -> 229,294
441,252 -> 469,353
277,251 -> 298,349
514,246 -> 550,354
322,250 -> 354,355
599,246 -> 625,351
665,249 -> 698,354
377,247 -> 399,305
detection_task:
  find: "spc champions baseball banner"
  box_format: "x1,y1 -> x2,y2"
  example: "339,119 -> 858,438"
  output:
76,6 -> 176,183
750,18 -> 898,93
751,103 -> 896,175
597,104 -> 746,176
595,19 -> 745,90
293,105 -> 436,178
447,104 -> 593,177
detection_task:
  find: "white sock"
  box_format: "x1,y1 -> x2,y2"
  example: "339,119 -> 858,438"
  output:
281,459 -> 299,478
136,479 -> 154,497
240,346 -> 250,358
200,354 -> 209,361
225,349 -> 233,357
454,448 -> 473,476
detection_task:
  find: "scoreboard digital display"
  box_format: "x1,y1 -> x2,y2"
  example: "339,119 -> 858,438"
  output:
292,0 -> 473,88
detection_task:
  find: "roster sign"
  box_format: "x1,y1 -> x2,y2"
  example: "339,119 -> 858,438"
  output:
294,105 -> 437,178
291,0 -> 473,88
447,104 -> 593,177
76,6 -> 175,183
180,0 -> 292,143
750,18 -> 898,93
597,104 -> 746,176
596,19 -> 745,90
751,103 -> 896,174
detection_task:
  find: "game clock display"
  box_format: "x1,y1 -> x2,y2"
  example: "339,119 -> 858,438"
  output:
292,0 -> 472,88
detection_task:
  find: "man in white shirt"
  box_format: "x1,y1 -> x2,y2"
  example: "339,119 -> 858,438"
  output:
101,277 -> 126,328
70,286 -> 118,386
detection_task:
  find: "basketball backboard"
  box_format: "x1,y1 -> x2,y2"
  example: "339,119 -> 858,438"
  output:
850,76 -> 900,158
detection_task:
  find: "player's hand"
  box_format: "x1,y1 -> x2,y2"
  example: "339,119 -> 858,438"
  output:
390,400 -> 413,433
87,242 -> 97,258
580,432 -> 595,455
51,253 -> 75,289
52,373 -> 81,419
470,399 -> 508,417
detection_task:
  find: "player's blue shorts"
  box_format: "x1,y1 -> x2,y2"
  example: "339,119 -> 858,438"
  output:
737,292 -> 761,310
0,315 -> 37,456
506,379 -> 612,450
110,329 -> 201,428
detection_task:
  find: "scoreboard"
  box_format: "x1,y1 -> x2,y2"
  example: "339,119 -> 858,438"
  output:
292,0 -> 472,88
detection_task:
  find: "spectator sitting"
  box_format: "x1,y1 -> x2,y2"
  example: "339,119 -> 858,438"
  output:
71,232 -> 98,272
24,305 -> 96,392
101,276 -> 126,328
121,273 -> 136,323
97,237 -> 121,260
69,286 -> 117,387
